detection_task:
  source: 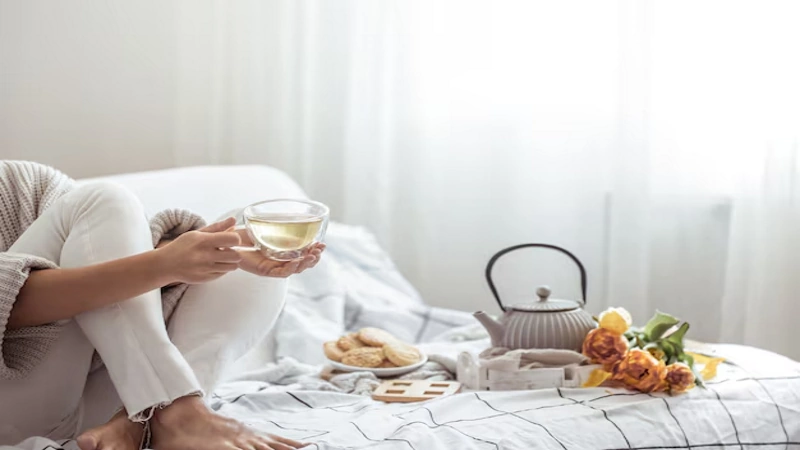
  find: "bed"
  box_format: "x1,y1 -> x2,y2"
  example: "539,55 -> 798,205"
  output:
7,165 -> 800,450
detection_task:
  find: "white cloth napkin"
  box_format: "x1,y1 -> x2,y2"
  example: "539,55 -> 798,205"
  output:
478,347 -> 589,371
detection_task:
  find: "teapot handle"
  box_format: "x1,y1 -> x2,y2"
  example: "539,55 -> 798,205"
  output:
485,243 -> 588,311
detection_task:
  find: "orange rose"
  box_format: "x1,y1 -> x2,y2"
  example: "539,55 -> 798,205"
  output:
665,363 -> 695,393
612,349 -> 667,393
582,328 -> 628,367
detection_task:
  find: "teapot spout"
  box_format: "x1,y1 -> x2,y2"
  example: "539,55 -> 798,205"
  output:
473,311 -> 505,347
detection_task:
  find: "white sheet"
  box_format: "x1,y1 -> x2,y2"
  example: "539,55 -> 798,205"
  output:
212,223 -> 800,449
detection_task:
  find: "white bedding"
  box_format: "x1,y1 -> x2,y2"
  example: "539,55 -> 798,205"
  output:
7,166 -> 798,449
203,224 -> 800,449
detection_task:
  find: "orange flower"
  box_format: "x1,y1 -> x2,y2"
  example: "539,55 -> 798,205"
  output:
582,328 -> 628,367
665,363 -> 695,393
612,349 -> 667,393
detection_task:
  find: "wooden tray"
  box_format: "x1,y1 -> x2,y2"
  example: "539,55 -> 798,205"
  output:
372,380 -> 462,403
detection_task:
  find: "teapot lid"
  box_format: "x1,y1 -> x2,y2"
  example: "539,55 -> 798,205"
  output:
508,286 -> 581,312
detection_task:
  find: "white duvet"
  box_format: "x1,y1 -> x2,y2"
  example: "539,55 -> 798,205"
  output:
6,223 -> 800,450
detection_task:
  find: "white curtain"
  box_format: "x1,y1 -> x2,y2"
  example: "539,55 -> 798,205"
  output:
168,0 -> 800,358
1,1 -> 799,358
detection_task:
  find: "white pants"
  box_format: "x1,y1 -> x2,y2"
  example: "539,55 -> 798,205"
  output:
0,182 -> 286,444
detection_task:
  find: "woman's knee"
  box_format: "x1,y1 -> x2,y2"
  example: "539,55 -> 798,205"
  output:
68,181 -> 145,219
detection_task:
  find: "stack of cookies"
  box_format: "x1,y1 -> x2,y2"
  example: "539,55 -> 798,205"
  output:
324,327 -> 423,368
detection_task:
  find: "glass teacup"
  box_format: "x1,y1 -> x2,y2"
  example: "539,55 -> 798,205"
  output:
241,199 -> 329,261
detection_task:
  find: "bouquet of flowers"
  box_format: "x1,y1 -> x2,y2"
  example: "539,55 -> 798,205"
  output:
581,308 -> 724,394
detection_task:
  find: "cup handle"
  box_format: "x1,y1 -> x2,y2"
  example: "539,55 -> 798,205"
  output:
231,224 -> 260,252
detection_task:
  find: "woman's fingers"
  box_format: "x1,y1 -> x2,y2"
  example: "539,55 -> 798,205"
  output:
286,244 -> 325,274
213,262 -> 240,272
296,256 -> 318,273
207,231 -> 241,248
306,243 -> 325,255
299,244 -> 325,271
232,241 -> 326,278
202,272 -> 227,282
252,443 -> 273,450
264,259 -> 301,278
267,443 -> 294,450
200,217 -> 236,233
269,435 -> 306,449
233,227 -> 254,246
215,248 -> 243,263
279,259 -> 302,277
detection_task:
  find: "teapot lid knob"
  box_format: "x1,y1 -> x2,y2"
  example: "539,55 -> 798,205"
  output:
536,285 -> 552,301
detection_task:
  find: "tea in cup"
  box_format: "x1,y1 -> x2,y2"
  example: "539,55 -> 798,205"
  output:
241,199 -> 329,261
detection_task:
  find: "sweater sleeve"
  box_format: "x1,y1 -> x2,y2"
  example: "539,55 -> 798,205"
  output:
0,253 -> 60,380
0,161 -> 74,380
149,208 -> 207,247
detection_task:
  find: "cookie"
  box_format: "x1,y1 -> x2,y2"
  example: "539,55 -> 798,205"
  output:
383,342 -> 422,367
357,327 -> 396,347
341,347 -> 384,368
323,341 -> 345,362
378,360 -> 398,369
337,333 -> 366,351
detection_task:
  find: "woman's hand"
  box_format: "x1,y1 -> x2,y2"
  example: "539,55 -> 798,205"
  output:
231,226 -> 325,277
157,217 -> 325,279
238,242 -> 325,278
156,218 -> 243,284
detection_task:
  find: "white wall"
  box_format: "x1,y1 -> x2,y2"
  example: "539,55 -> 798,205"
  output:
0,1 -> 179,177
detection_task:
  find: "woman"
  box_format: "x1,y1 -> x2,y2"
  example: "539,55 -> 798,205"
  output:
0,161 -> 324,450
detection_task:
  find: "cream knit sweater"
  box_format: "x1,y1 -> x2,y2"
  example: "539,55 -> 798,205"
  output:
0,161 -> 206,380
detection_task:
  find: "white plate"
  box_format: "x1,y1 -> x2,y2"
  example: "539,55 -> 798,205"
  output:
328,353 -> 428,378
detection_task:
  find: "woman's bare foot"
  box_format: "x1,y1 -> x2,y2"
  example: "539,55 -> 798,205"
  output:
77,410 -> 143,450
151,396 -> 306,450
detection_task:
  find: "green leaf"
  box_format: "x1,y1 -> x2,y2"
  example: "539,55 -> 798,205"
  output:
665,322 -> 690,345
624,330 -> 635,339
659,340 -> 677,358
643,311 -> 681,341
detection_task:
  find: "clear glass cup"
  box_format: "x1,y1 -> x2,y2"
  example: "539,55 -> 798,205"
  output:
241,199 -> 329,261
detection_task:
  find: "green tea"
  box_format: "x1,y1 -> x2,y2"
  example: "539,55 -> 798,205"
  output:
247,215 -> 323,252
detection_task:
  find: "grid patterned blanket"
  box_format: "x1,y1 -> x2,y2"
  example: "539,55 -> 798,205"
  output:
11,356 -> 799,450
199,342 -> 800,449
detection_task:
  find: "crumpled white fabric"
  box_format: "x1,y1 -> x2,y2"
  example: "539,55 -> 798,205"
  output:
478,347 -> 590,370
231,352 -> 462,397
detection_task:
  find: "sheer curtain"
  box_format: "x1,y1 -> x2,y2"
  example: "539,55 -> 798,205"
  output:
170,0 -> 800,358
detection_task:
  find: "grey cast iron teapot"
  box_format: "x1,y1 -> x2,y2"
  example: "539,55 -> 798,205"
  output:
474,244 -> 596,351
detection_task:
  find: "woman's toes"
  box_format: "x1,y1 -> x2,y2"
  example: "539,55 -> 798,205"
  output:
76,434 -> 99,450
76,411 -> 142,450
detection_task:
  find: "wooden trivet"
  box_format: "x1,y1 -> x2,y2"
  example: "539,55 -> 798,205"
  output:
372,380 -> 461,403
